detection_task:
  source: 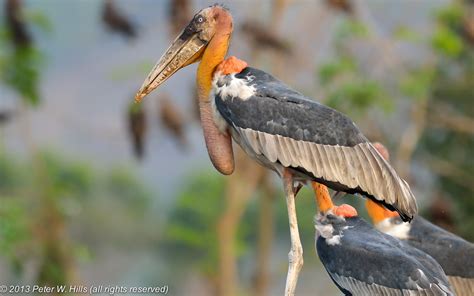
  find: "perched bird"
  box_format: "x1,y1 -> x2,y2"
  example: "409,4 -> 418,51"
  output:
325,0 -> 354,15
463,5 -> 474,45
127,101 -> 147,159
135,5 -> 416,294
315,199 -> 454,295
0,110 -> 14,126
159,95 -> 187,149
169,0 -> 192,37
241,21 -> 292,55
366,143 -> 474,296
102,0 -> 137,39
5,0 -> 32,48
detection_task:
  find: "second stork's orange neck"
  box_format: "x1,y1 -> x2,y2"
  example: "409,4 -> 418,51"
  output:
366,199 -> 399,224
312,182 -> 334,213
197,17 -> 233,102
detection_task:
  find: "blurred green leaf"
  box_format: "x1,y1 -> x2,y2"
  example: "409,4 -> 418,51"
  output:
399,67 -> 435,99
319,57 -> 356,85
435,4 -> 463,27
0,46 -> 43,105
0,156 -> 27,193
326,80 -> 392,115
337,20 -> 369,40
41,153 -> 94,199
393,26 -> 422,42
105,167 -> 151,215
432,26 -> 464,58
162,171 -> 256,276
0,197 -> 30,258
24,10 -> 53,33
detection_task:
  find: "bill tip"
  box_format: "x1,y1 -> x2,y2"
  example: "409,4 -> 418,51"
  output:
134,92 -> 145,103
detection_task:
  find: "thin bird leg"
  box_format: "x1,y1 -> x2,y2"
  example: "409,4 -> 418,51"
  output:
282,168 -> 304,296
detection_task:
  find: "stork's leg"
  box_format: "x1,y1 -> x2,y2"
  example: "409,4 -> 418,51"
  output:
282,169 -> 303,296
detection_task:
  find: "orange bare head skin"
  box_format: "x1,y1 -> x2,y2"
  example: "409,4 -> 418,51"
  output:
333,204 -> 358,218
216,56 -> 248,75
135,4 -> 233,102
366,199 -> 399,224
372,142 -> 390,161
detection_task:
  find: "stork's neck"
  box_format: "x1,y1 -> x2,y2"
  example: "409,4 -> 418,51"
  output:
312,182 -> 334,213
197,27 -> 232,102
366,199 -> 398,224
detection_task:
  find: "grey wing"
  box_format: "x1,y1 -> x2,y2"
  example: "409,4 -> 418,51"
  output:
327,273 -> 452,296
216,67 -> 417,221
408,216 -> 474,278
316,218 -> 453,295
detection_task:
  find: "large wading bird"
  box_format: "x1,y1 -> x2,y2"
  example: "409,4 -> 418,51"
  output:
314,195 -> 454,295
366,143 -> 474,296
135,5 -> 417,295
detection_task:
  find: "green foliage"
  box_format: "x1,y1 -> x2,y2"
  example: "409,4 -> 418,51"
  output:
336,20 -> 369,40
0,46 -> 43,105
432,25 -> 464,58
431,2 -> 472,59
0,152 -> 153,280
326,80 -> 391,114
104,167 -> 150,215
318,57 -> 356,85
162,172 -> 258,276
24,10 -> 53,33
418,51 -> 474,240
0,156 -> 27,193
162,172 -> 225,275
435,4 -> 463,28
318,57 -> 392,117
129,100 -> 143,114
0,197 -> 30,259
0,8 -> 46,106
399,67 -> 435,99
41,153 -> 94,199
393,26 -> 422,42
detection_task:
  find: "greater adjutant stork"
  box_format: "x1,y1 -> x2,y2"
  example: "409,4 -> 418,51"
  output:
135,5 -> 417,295
315,200 -> 454,295
366,143 -> 474,296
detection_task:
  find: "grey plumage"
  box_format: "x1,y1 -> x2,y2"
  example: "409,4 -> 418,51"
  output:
315,214 -> 454,296
214,67 -> 417,221
385,216 -> 474,295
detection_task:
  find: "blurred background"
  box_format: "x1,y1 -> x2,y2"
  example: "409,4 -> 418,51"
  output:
0,0 -> 472,295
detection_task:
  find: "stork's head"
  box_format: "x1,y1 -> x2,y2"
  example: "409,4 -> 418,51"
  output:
315,204 -> 357,245
135,5 -> 233,102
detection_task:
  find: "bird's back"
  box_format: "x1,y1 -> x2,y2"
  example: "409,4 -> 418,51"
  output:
406,216 -> 474,295
315,215 -> 453,295
214,67 -> 417,221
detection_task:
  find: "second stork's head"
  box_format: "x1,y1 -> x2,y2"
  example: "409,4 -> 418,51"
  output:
135,5 -> 233,102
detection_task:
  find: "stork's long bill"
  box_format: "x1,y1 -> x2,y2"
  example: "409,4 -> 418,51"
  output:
135,5 -> 229,102
134,29 -> 207,102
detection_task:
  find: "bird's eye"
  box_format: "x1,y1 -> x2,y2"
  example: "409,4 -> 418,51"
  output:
197,16 -> 204,23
